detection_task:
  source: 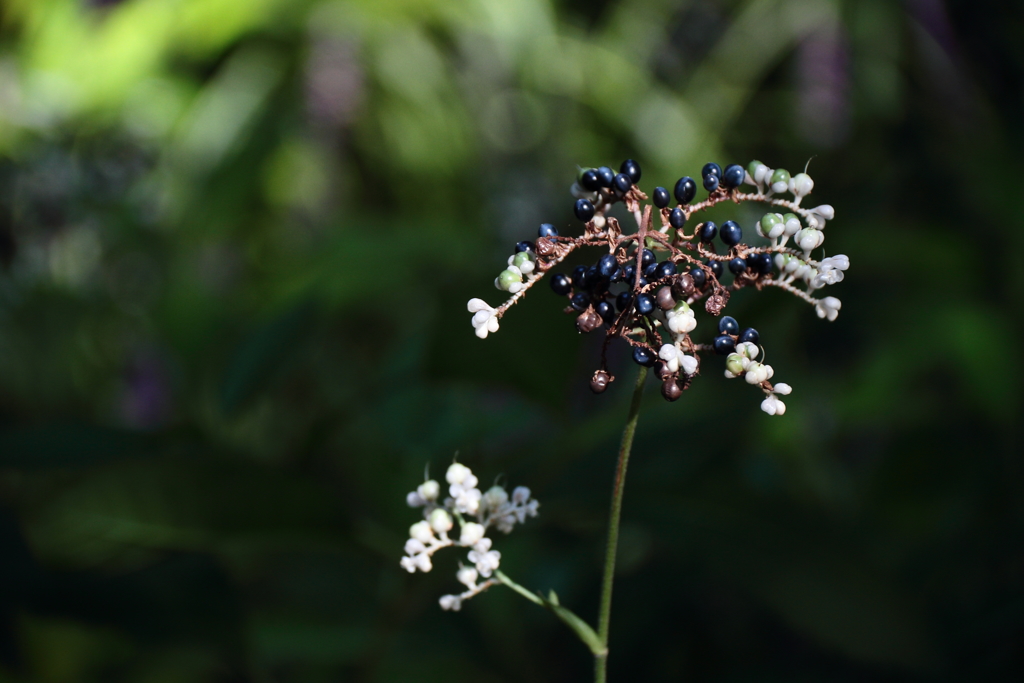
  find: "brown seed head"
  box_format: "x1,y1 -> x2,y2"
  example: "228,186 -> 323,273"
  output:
661,378 -> 683,402
590,370 -> 613,394
656,286 -> 675,310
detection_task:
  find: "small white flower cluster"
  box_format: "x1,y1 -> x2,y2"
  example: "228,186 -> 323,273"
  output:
495,249 -> 536,294
665,300 -> 697,334
658,343 -> 698,375
746,161 -> 815,203
722,342 -> 792,416
401,463 -> 539,611
467,298 -> 499,339
814,296 -> 842,322
809,255 -> 850,289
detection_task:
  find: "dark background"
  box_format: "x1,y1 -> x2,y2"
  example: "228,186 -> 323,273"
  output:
0,0 -> 1021,681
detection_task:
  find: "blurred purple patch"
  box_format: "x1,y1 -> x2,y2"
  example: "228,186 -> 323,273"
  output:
796,24 -> 850,149
305,36 -> 364,129
120,349 -> 172,429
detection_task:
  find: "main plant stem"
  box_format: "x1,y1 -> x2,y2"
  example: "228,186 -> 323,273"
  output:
595,365 -> 648,682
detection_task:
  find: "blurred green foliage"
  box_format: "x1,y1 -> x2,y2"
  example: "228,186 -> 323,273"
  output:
0,0 -> 1022,681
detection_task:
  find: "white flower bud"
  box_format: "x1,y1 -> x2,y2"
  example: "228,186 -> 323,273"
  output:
811,204 -> 835,220
447,463 -> 472,485
429,508 -> 453,534
773,382 -> 792,395
409,521 -> 434,544
472,310 -> 491,327
457,565 -> 479,589
486,316 -> 499,333
414,553 -> 433,572
418,480 -> 440,501
512,486 -> 531,504
796,228 -> 824,252
789,173 -> 813,198
760,396 -> 778,415
404,538 -> 426,555
406,491 -> 425,507
774,399 -> 787,415
467,298 -> 492,313
481,485 -> 508,510
753,164 -> 771,184
439,594 -> 462,611
459,522 -> 486,546
679,354 -> 698,375
784,215 -> 802,236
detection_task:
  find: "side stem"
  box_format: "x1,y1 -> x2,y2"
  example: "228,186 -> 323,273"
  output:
595,365 -> 648,682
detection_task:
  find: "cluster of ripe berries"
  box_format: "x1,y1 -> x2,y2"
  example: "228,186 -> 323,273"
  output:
476,156 -> 843,411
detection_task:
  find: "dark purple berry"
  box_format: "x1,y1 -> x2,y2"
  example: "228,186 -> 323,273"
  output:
590,370 -> 612,393
708,260 -> 723,279
571,291 -> 591,311
580,169 -> 602,191
574,198 -> 595,222
550,273 -> 572,295
722,164 -> 744,189
720,220 -> 742,246
572,265 -> 587,288
596,300 -> 615,324
754,253 -> 773,274
689,267 -> 706,288
616,291 -> 633,312
597,166 -> 615,187
655,260 -> 678,280
702,162 -> 722,179
635,276 -> 648,289
610,267 -> 624,283
718,316 -> 739,335
598,254 -> 618,278
613,172 -> 632,193
699,221 -> 717,243
713,335 -> 736,355
669,207 -> 686,229
674,176 -> 696,204
635,293 -> 655,315
620,159 -> 641,184
585,265 -> 599,287
661,378 -> 683,402
703,173 -> 719,192
621,263 -> 636,282
632,346 -> 656,366
729,257 -> 747,275
656,286 -> 675,310
538,223 -> 558,238
515,240 -> 534,253
641,248 -> 656,268
738,327 -> 759,344
644,261 -> 658,278
652,186 -> 670,208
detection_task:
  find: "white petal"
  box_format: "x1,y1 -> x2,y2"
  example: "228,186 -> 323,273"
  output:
773,382 -> 792,395
467,298 -> 491,313
760,396 -> 778,415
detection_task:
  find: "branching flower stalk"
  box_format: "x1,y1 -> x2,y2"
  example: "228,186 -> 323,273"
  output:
404,159 -> 848,680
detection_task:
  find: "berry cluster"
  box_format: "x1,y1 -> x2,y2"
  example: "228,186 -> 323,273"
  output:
468,158 -> 849,415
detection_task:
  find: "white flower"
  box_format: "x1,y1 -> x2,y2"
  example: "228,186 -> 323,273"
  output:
468,299 -> 500,339
773,382 -> 792,395
784,214 -> 802,237
745,362 -> 769,384
459,522 -> 486,546
404,538 -> 426,555
814,296 -> 842,322
666,301 -> 696,334
659,344 -> 681,373
457,565 -> 479,589
679,354 -> 698,375
511,486 -> 531,504
468,538 -> 501,577
429,508 -> 453,534
439,594 -> 462,611
796,227 -> 824,252
810,255 -> 849,289
752,162 -> 771,185
407,479 -> 441,507
761,394 -> 786,416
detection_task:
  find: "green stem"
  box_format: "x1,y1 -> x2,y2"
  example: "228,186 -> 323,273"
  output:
595,365 -> 648,683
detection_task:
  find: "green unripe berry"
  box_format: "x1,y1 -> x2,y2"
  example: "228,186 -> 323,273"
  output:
747,160 -> 764,176
761,213 -> 780,230
498,268 -> 522,290
770,168 -> 791,186
726,353 -> 746,375
512,251 -> 534,269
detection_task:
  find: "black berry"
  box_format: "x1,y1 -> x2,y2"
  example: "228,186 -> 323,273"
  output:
620,159 -> 641,184
538,223 -> 558,238
597,166 -> 615,187
713,335 -> 736,355
598,254 -> 618,279
580,169 -> 602,191
718,316 -> 739,335
708,260 -> 723,279
596,300 -> 615,324
644,261 -> 659,278
689,267 -> 706,288
699,221 -> 717,243
550,273 -> 572,295
635,293 -> 655,315
703,174 -> 720,192
616,291 -> 633,312
571,291 -> 591,311
669,207 -> 686,229
613,173 -> 633,194
641,248 -> 656,268
674,176 -> 696,204
621,263 -> 636,282
702,162 -> 722,179
572,265 -> 587,288
574,198 -> 595,222
632,346 -> 656,366
754,253 -> 773,274
515,240 -> 534,253
720,220 -> 742,246
728,257 -> 747,275
655,260 -> 678,280
652,186 -> 670,208
738,327 -> 759,344
722,164 -> 744,189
